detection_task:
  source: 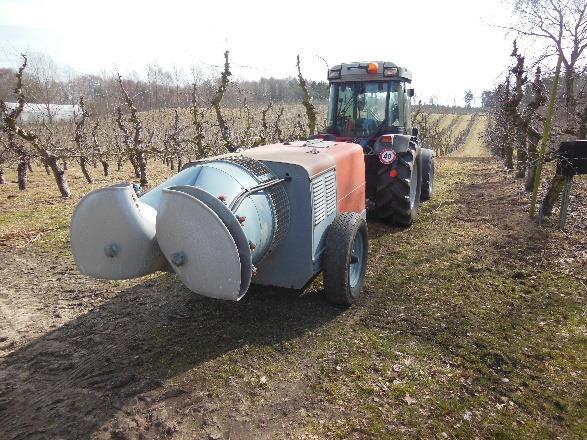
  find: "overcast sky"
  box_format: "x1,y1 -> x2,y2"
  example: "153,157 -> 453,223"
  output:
0,0 -> 517,105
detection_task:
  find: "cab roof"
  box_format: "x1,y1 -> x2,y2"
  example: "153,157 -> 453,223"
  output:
328,61 -> 412,83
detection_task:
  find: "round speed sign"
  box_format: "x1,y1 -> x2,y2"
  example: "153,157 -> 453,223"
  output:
379,149 -> 397,165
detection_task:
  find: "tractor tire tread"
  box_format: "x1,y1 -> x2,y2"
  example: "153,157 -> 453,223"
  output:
374,148 -> 421,225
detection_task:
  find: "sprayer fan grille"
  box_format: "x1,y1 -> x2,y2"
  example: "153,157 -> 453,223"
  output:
222,156 -> 290,257
222,155 -> 274,183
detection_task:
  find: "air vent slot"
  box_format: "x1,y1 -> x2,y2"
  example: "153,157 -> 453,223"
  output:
312,171 -> 336,226
325,172 -> 336,216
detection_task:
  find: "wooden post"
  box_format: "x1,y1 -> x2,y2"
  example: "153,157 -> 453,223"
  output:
530,53 -> 563,219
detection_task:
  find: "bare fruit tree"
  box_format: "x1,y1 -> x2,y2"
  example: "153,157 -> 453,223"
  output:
91,120 -> 111,177
163,109 -> 187,172
296,55 -> 317,136
211,51 -> 235,152
189,83 -> 207,159
258,98 -> 273,146
508,0 -> 587,213
115,73 -> 153,188
73,96 -> 93,183
505,41 -> 548,183
0,55 -> 71,197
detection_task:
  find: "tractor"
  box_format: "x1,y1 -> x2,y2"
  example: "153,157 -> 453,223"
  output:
70,61 -> 434,306
318,61 -> 435,225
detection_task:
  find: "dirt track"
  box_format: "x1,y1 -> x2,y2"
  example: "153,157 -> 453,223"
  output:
0,146 -> 585,438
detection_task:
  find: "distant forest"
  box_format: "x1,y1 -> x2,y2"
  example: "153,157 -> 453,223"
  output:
0,57 -> 478,116
0,64 -> 330,115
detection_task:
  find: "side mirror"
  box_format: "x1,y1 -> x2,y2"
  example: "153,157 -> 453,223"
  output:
408,88 -> 415,98
411,127 -> 419,139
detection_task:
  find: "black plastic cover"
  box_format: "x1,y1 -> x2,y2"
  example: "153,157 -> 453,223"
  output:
559,141 -> 587,176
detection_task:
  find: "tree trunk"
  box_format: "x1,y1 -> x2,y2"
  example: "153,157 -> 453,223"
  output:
169,158 -> 174,171
564,67 -> 577,131
62,159 -> 68,171
117,157 -> 123,171
541,173 -> 565,216
17,158 -> 28,191
136,151 -> 148,187
504,140 -> 514,170
46,155 -> 71,198
129,155 -> 140,178
27,161 -> 33,172
525,129 -> 540,191
79,156 -> 93,183
177,156 -> 182,172
100,159 -> 109,176
0,168 -> 4,184
515,130 -> 527,178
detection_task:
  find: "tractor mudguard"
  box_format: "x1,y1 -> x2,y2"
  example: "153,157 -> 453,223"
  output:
373,134 -> 413,154
390,134 -> 412,154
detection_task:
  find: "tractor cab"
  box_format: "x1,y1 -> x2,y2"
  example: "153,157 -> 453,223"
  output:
318,61 -> 434,227
325,62 -> 414,143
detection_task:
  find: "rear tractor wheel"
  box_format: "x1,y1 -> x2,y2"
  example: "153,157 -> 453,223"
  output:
375,147 -> 422,225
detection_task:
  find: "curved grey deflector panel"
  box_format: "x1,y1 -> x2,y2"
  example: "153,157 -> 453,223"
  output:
168,185 -> 252,296
70,183 -> 167,279
156,188 -> 244,301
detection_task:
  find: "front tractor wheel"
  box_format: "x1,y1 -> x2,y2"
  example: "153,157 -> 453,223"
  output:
375,148 -> 422,226
323,212 -> 369,306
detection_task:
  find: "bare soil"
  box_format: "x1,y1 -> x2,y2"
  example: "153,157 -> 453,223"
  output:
0,148 -> 585,439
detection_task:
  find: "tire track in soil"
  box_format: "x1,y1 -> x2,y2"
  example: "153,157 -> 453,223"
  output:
0,248 -> 346,439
